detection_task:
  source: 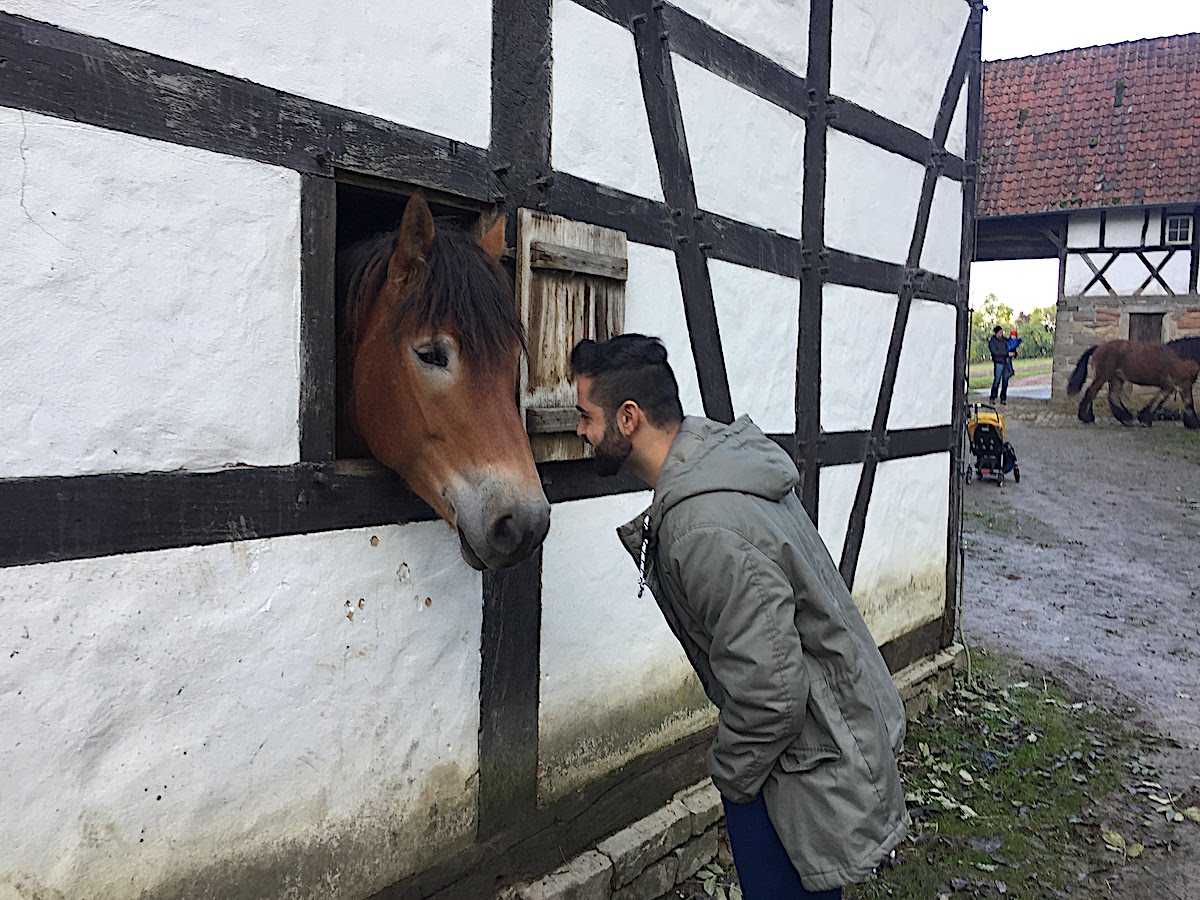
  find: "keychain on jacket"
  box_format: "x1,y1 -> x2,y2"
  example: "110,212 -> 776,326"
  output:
637,514 -> 651,598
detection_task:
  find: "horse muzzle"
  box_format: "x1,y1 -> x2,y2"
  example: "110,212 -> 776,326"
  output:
452,476 -> 551,570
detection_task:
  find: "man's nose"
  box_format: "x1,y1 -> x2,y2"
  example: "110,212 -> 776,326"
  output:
575,419 -> 586,438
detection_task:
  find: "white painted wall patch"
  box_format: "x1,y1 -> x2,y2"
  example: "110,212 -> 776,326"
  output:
0,108 -> 301,479
673,54 -> 805,238
552,0 -> 664,200
708,258 -> 801,432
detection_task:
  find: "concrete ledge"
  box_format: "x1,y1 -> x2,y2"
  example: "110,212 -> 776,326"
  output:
505,780 -> 718,900
893,642 -> 966,718
513,850 -> 612,900
596,800 -> 691,887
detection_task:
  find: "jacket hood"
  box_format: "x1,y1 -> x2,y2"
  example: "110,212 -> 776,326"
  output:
650,416 -> 798,529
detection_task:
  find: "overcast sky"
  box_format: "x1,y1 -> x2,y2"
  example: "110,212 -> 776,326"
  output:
970,1 -> 1200,313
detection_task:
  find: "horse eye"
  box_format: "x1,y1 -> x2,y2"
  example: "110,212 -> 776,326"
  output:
415,345 -> 449,368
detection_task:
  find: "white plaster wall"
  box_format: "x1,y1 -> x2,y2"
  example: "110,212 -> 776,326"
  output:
552,0 -> 664,200
945,82 -> 969,158
1141,252 -> 1170,297
888,300 -> 957,430
854,452 -> 949,644
1067,212 -> 1102,248
830,0 -> 969,138
1104,252 -> 1155,295
0,109 -> 300,479
1064,253 -> 1096,296
625,243 -> 705,415
709,259 -> 801,432
669,0 -> 809,77
1160,251 -> 1192,295
539,493 -> 713,802
673,54 -> 805,238
2,0 -> 492,147
0,524 -> 483,899
920,177 -> 964,279
1103,210 -> 1149,248
820,286 -> 896,432
825,130 -> 925,265
817,462 -> 861,566
1146,209 -> 1163,245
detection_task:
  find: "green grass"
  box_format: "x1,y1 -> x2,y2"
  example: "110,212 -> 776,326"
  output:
967,356 -> 1054,391
846,651 -> 1155,900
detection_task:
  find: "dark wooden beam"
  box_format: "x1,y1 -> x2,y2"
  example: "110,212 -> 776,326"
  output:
0,13 -> 492,198
839,18 -> 974,589
476,0 -> 556,842
796,0 -> 834,518
944,5 -> 983,650
299,176 -> 338,463
478,552 -> 544,837
633,1 -> 734,423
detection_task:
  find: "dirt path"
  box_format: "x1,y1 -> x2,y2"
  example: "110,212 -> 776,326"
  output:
961,398 -> 1200,898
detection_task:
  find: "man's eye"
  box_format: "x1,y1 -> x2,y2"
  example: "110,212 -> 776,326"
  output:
415,346 -> 449,368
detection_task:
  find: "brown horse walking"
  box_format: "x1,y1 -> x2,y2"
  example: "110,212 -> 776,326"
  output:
1066,339 -> 1200,429
337,194 -> 550,569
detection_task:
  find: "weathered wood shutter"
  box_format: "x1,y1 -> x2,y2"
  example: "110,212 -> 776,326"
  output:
517,210 -> 628,462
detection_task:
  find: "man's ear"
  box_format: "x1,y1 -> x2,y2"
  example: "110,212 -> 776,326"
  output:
617,401 -> 640,437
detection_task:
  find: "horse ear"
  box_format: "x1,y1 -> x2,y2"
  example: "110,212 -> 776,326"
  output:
479,214 -> 507,262
388,193 -> 435,282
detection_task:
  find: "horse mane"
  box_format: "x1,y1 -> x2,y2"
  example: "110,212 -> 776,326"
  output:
1166,336 -> 1200,365
337,218 -> 525,369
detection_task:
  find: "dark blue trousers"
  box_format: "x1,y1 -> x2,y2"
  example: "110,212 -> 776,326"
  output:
722,793 -> 842,900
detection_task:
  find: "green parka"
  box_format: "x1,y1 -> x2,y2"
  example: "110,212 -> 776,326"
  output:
617,416 -> 909,891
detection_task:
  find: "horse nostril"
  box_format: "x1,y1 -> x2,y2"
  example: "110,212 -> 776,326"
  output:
488,513 -> 521,556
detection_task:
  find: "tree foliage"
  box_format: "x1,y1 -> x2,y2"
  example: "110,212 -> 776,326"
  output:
968,293 -> 1056,363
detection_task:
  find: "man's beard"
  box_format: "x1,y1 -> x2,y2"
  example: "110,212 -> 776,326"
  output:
593,426 -> 632,477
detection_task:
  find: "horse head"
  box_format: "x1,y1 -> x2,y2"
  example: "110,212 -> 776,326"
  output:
338,194 -> 550,569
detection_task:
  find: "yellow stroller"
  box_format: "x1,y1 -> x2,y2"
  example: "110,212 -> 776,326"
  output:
966,403 -> 1019,485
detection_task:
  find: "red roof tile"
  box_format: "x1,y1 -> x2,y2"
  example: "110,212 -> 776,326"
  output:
978,33 -> 1200,217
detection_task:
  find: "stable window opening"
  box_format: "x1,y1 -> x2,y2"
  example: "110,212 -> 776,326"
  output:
333,175 -> 488,463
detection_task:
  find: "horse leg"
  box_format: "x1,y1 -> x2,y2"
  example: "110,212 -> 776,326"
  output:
1181,381 -> 1200,430
1136,387 -> 1171,427
1078,375 -> 1106,423
1106,376 -> 1134,425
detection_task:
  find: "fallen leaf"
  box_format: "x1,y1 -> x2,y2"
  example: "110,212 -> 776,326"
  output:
1182,807 -> 1200,824
1101,829 -> 1127,853
1127,843 -> 1144,858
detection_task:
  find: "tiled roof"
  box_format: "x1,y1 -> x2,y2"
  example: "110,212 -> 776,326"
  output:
978,33 -> 1200,217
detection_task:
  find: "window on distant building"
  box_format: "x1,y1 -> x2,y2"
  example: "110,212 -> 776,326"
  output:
1165,214 -> 1193,246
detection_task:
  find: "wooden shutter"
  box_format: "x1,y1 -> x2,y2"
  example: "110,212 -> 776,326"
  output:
517,209 -> 628,462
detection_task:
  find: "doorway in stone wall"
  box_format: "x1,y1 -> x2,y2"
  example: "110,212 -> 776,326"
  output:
1129,312 -> 1164,344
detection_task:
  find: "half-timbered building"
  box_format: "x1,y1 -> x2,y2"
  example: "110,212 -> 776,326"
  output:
1,1 -> 980,896
976,33 -> 1200,400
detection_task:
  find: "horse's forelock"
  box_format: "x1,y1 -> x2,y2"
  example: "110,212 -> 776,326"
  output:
340,220 -> 525,371
395,224 -> 526,370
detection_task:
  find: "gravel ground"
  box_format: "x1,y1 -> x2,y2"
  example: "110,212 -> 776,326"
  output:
961,397 -> 1200,898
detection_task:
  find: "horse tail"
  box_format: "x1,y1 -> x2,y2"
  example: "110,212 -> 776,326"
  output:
1066,346 -> 1097,396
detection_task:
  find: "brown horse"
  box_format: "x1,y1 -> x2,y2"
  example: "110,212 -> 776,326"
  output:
1066,339 -> 1200,429
337,194 -> 550,569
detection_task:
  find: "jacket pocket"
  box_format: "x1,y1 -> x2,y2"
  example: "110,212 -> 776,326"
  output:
777,678 -> 844,773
